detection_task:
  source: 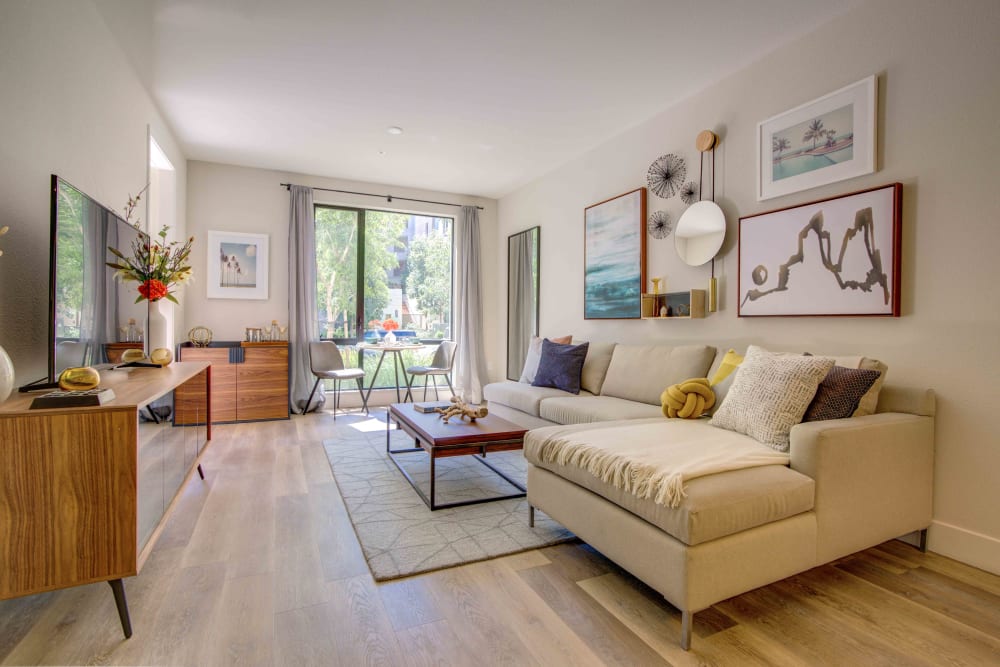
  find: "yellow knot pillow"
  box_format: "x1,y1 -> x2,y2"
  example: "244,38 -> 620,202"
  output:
661,378 -> 716,419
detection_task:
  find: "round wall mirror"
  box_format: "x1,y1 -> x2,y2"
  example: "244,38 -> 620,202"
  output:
675,201 -> 725,266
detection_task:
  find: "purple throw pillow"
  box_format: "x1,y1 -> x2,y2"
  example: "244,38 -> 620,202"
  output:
532,340 -> 589,394
803,365 -> 882,422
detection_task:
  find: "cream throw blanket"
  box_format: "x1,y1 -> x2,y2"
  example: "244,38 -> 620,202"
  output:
526,419 -> 789,508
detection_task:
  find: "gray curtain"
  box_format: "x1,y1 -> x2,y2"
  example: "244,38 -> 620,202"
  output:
288,185 -> 322,414
79,205 -> 114,367
507,232 -> 535,379
453,206 -> 489,403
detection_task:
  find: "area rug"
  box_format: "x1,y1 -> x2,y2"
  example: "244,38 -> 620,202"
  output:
322,411 -> 573,581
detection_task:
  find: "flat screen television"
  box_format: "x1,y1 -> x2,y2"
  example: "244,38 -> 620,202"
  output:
46,174 -> 149,382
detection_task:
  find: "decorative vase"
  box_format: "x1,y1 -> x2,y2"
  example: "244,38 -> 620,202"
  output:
384,331 -> 397,345
0,343 -> 13,403
148,299 -> 167,353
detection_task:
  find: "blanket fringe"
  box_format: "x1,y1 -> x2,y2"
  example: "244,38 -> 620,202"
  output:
542,437 -> 687,507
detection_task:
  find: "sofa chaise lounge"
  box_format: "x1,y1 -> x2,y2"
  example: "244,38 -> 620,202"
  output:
483,342 -> 934,649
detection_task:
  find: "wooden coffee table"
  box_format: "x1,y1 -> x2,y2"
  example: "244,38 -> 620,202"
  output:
386,403 -> 528,510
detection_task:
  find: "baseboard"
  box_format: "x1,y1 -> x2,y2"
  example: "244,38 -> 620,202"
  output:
928,520 -> 1000,575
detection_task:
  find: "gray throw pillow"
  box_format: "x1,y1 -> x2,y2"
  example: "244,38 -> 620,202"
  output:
710,345 -> 834,451
532,340 -> 589,394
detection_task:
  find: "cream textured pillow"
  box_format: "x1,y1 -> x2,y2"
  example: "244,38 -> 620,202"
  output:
519,336 -> 572,383
710,345 -> 834,451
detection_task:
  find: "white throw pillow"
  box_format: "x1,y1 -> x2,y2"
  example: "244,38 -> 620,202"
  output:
710,345 -> 834,451
519,335 -> 572,383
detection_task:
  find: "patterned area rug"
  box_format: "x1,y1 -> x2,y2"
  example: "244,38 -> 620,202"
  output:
322,410 -> 573,581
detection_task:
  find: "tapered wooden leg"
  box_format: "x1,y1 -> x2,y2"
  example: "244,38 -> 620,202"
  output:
197,464 -> 205,480
528,505 -> 535,527
918,528 -> 928,552
680,610 -> 692,650
108,578 -> 132,639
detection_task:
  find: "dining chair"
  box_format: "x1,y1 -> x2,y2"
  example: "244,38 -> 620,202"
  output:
404,340 -> 457,402
306,341 -> 368,418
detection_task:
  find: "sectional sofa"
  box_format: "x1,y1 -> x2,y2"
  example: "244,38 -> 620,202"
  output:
483,342 -> 935,650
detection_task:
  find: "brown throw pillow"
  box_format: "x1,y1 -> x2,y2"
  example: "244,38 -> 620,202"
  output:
803,366 -> 882,422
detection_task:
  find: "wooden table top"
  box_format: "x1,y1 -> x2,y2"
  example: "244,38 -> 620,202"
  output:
389,402 -> 527,448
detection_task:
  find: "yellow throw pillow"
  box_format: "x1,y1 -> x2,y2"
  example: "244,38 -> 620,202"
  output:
710,349 -> 744,386
661,378 -> 716,419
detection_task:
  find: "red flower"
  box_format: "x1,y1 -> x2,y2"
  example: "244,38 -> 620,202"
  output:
381,318 -> 399,331
139,279 -> 168,301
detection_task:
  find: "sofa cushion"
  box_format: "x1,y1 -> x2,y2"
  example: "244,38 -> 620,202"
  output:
825,355 -> 888,417
519,335 -> 572,383
600,344 -> 716,405
533,340 -> 589,394
483,380 -> 593,417
580,342 -> 616,395
539,395 -> 663,425
524,419 -> 815,546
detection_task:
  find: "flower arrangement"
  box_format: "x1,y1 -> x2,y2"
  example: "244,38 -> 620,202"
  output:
106,186 -> 194,303
0,225 -> 8,257
380,318 -> 400,331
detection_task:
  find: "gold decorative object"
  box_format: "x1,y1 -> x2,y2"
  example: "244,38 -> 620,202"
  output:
58,366 -> 101,391
121,349 -> 146,364
150,348 -> 173,367
650,277 -> 662,294
436,396 -> 489,423
188,326 -> 213,347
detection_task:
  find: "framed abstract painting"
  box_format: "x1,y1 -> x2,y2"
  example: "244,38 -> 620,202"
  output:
757,75 -> 877,201
584,187 -> 646,319
738,183 -> 901,317
206,230 -> 269,300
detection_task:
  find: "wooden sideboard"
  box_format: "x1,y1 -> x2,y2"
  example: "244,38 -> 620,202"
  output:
0,361 -> 211,638
175,341 -> 288,424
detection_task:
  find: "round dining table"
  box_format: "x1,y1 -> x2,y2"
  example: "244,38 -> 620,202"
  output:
356,342 -> 425,405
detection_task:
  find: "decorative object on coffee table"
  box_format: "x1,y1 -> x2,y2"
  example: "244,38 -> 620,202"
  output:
58,366 -> 101,391
435,395 -> 488,423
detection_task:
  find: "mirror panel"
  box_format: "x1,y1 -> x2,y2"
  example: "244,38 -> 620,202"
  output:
675,201 -> 726,266
507,227 -> 539,380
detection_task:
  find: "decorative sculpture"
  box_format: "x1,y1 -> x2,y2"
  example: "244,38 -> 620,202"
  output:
646,153 -> 687,199
647,211 -> 673,239
436,396 -> 489,423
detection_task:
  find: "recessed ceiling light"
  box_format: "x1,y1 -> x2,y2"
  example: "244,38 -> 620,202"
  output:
386,126 -> 403,135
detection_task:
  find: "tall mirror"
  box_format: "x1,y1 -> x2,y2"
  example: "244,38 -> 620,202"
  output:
507,226 -> 539,380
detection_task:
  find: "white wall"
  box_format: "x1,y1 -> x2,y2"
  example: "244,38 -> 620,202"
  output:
0,0 -> 187,384
184,161 -> 499,376
497,0 -> 1000,573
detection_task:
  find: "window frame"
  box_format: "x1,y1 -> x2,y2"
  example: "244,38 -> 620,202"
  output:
313,204 -> 454,346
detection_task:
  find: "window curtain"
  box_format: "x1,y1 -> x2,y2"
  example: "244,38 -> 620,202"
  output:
453,205 -> 489,403
288,185 -> 322,414
507,232 -> 535,379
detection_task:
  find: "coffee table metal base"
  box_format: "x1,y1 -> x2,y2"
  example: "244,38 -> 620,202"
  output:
386,418 -> 526,511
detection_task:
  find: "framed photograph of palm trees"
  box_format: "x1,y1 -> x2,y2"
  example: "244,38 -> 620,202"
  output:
757,75 -> 876,201
207,230 -> 269,299
584,187 -> 646,319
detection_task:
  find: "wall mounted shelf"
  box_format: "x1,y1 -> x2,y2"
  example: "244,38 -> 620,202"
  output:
641,289 -> 706,319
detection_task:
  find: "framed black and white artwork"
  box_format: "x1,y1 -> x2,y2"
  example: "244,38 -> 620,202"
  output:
738,183 -> 901,317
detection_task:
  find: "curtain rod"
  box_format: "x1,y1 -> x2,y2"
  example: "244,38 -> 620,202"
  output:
280,183 -> 484,210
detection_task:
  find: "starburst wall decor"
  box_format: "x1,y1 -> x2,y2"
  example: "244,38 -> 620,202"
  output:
647,211 -> 673,239
680,182 -> 698,205
646,153 -> 686,199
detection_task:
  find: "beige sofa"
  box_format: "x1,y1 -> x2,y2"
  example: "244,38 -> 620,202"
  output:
483,343 -> 935,650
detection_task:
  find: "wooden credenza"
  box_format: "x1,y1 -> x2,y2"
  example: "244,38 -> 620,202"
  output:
175,341 -> 288,424
0,361 -> 211,637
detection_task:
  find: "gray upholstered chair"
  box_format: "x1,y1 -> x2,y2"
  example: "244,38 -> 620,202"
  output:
404,340 -> 457,401
306,341 -> 368,418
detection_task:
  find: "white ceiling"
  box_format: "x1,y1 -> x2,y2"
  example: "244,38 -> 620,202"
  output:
148,0 -> 856,199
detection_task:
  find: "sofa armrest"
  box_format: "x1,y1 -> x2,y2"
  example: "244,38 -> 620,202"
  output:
789,413 -> 934,563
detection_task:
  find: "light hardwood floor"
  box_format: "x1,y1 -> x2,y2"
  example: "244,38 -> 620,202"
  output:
2,409 -> 999,666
